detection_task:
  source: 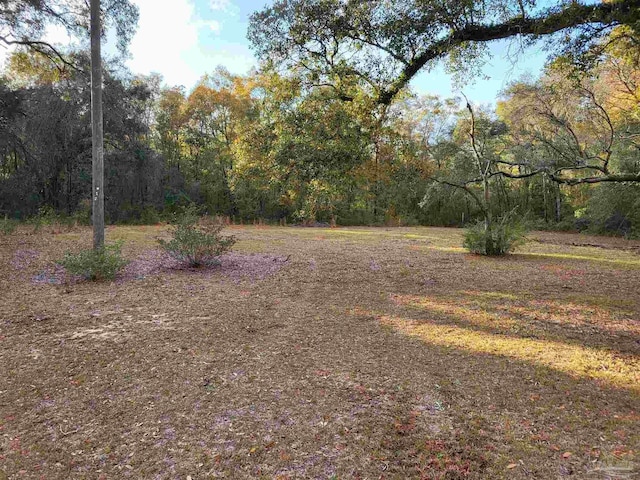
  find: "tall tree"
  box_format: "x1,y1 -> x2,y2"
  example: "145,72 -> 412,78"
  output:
498,56 -> 640,184
90,0 -> 103,248
248,0 -> 640,105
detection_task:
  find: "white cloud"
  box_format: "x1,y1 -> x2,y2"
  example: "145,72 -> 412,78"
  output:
209,0 -> 239,16
125,0 -> 257,90
127,0 -> 201,88
210,0 -> 231,11
0,47 -> 8,69
0,0 -> 256,91
206,20 -> 222,34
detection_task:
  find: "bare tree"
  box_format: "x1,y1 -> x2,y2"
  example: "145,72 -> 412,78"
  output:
90,0 -> 103,249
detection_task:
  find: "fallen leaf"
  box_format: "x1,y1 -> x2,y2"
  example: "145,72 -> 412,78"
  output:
507,463 -> 518,469
562,452 -> 572,459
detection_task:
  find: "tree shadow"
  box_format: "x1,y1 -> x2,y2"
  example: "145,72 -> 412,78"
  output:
389,291 -> 640,358
346,307 -> 640,477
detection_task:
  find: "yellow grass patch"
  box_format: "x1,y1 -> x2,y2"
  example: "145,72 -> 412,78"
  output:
380,314 -> 640,391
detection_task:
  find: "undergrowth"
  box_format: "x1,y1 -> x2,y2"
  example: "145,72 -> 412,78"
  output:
463,216 -> 528,255
59,241 -> 128,281
158,207 -> 236,267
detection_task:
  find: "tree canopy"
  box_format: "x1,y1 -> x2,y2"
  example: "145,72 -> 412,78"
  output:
0,0 -> 138,67
248,0 -> 640,104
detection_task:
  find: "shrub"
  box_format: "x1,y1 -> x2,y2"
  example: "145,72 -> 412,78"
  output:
73,199 -> 92,226
30,206 -> 57,232
463,216 -> 527,256
158,208 -> 236,267
140,206 -> 161,225
0,216 -> 18,235
60,242 -> 128,281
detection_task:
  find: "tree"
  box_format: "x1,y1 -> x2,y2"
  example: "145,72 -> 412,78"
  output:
0,0 -> 138,70
248,0 -> 640,105
498,53 -> 640,185
90,0 -> 104,248
0,50 -> 163,221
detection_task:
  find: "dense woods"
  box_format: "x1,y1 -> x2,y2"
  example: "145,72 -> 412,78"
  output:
0,0 -> 639,236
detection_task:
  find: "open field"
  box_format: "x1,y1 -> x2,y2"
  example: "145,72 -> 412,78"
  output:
1,225 -> 639,479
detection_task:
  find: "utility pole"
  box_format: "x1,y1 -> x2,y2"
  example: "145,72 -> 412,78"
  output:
90,0 -> 104,249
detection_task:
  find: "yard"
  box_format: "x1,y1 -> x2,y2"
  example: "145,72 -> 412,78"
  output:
0,225 -> 638,479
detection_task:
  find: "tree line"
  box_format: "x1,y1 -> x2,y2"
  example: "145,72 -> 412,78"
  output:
0,0 -> 638,235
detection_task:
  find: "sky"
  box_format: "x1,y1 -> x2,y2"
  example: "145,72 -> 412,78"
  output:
2,0 -> 551,104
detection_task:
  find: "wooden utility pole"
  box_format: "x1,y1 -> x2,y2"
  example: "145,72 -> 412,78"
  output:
90,0 -> 104,249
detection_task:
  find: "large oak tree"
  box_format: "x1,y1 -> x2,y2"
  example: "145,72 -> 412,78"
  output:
248,0 -> 640,105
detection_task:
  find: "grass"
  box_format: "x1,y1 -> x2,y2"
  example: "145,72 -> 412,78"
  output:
0,225 -> 638,479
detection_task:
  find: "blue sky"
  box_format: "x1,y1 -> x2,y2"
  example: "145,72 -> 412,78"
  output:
127,0 -> 550,104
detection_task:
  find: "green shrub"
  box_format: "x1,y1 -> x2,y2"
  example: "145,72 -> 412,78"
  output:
463,216 -> 528,256
140,206 -> 161,225
158,208 -> 236,267
60,242 -> 128,281
30,206 -> 57,232
0,216 -> 18,235
73,199 -> 92,226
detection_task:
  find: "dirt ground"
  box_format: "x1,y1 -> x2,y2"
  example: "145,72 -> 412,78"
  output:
0,225 -> 638,479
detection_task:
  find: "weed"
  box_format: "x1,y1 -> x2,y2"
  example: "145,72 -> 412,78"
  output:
0,216 -> 18,235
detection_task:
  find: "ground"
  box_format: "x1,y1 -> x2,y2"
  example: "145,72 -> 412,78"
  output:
0,225 -> 638,480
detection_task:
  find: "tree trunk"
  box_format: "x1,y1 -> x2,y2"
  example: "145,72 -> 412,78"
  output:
542,173 -> 548,223
483,177 -> 491,228
483,176 -> 493,254
91,0 -> 104,249
555,184 -> 562,222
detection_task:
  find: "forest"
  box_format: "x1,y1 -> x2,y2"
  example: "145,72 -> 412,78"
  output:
1,1 -> 639,237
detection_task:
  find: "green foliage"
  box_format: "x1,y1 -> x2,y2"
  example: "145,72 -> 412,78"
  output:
463,217 -> 528,256
0,216 -> 18,235
28,206 -> 81,232
29,206 -> 59,232
73,200 -> 92,226
60,242 -> 128,281
158,207 -> 236,267
582,183 -> 640,238
2,26 -> 640,236
116,203 -> 162,225
248,0 -> 635,105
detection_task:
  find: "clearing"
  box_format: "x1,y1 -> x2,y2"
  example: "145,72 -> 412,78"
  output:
0,225 -> 639,479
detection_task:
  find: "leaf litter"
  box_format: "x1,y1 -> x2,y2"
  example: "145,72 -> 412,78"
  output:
0,225 -> 638,479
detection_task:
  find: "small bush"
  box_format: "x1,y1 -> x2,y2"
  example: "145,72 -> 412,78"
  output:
158,208 -> 236,267
60,242 -> 128,281
463,216 -> 527,256
73,199 -> 92,226
1,216 -> 18,235
28,206 -> 78,233
140,206 -> 161,225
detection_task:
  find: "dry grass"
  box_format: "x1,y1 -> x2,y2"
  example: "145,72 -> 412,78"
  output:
0,226 -> 639,479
